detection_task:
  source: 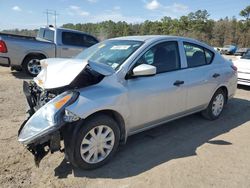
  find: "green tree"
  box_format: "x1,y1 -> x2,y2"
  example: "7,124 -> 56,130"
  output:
240,5 -> 250,20
3,8 -> 250,47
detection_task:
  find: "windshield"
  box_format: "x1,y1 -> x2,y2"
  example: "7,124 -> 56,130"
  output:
241,50 -> 250,60
75,40 -> 143,70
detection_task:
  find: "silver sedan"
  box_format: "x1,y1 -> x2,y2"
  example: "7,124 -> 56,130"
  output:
18,35 -> 237,169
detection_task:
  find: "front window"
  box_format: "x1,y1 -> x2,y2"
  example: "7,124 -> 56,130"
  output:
134,41 -> 181,74
75,40 -> 143,70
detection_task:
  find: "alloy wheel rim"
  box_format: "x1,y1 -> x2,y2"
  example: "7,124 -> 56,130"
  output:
80,125 -> 115,164
27,59 -> 41,75
212,93 -> 224,117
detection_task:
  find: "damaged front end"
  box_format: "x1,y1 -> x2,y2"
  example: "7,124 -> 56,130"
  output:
18,87 -> 80,166
18,58 -> 112,166
22,80 -> 58,116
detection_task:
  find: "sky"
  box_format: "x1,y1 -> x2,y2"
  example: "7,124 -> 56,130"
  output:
0,0 -> 249,30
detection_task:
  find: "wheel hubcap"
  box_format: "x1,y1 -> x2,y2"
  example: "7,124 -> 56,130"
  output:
212,93 -> 224,117
27,59 -> 41,75
80,125 -> 115,164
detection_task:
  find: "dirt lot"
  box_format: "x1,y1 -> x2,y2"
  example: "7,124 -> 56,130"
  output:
0,60 -> 250,188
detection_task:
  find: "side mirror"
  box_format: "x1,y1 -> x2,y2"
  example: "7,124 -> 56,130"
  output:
132,64 -> 156,76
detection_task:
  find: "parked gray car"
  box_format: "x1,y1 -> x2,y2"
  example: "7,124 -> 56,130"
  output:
0,26 -> 98,76
18,36 -> 237,169
234,48 -> 250,56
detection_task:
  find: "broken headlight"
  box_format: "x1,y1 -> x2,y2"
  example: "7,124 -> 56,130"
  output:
18,91 -> 79,145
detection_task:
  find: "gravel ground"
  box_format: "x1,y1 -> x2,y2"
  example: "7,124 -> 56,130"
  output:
0,59 -> 250,188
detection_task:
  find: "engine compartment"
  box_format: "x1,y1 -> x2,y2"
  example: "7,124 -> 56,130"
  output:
23,65 -> 104,115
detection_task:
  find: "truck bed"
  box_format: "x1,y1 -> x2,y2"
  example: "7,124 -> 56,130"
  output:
0,34 -> 56,68
0,33 -> 36,40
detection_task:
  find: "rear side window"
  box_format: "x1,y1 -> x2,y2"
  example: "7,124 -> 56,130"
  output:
205,49 -> 214,64
184,42 -> 214,68
62,32 -> 98,47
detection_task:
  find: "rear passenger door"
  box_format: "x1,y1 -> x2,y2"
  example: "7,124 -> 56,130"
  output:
58,32 -> 98,58
181,42 -> 219,111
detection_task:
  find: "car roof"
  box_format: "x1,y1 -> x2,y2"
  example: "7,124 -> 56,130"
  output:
109,35 -> 214,51
111,35 -> 201,42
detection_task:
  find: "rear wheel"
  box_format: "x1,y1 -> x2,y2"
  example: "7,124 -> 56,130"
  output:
22,55 -> 45,76
67,115 -> 120,170
202,89 -> 226,120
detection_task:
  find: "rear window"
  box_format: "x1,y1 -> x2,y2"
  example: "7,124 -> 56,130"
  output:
37,28 -> 54,42
44,30 -> 54,42
62,32 -> 98,47
184,42 -> 214,68
37,28 -> 45,38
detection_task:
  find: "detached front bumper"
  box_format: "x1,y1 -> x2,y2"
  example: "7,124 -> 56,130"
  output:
18,82 -> 80,166
19,81 -> 62,165
18,105 -> 63,165
23,129 -> 61,166
18,113 -> 64,166
18,107 -> 63,166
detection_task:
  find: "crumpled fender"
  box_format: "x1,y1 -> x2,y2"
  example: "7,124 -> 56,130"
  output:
65,76 -> 129,123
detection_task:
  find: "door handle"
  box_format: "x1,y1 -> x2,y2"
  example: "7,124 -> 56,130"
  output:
173,80 -> 184,86
213,73 -> 220,78
62,47 -> 69,50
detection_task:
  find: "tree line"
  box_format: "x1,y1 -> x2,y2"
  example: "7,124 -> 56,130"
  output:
2,8 -> 250,47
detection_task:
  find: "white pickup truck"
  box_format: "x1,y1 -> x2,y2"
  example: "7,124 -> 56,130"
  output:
0,26 -> 99,76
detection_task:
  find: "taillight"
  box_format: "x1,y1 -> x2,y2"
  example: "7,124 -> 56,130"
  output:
231,65 -> 237,71
0,40 -> 7,53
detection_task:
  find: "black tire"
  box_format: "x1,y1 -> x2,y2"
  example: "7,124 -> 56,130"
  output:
67,115 -> 120,170
22,55 -> 45,77
202,89 -> 226,120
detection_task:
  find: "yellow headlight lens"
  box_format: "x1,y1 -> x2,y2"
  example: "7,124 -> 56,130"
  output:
54,95 -> 71,109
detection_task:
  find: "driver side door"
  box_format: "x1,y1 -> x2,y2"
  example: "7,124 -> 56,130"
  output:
126,41 -> 187,133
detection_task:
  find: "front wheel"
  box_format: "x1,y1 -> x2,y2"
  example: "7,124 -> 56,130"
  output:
202,89 -> 226,120
67,115 -> 120,170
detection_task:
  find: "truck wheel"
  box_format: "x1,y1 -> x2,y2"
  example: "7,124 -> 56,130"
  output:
68,115 -> 120,170
22,55 -> 44,77
202,89 -> 225,120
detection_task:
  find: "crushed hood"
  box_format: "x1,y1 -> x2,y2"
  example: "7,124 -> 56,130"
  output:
34,58 -> 115,89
